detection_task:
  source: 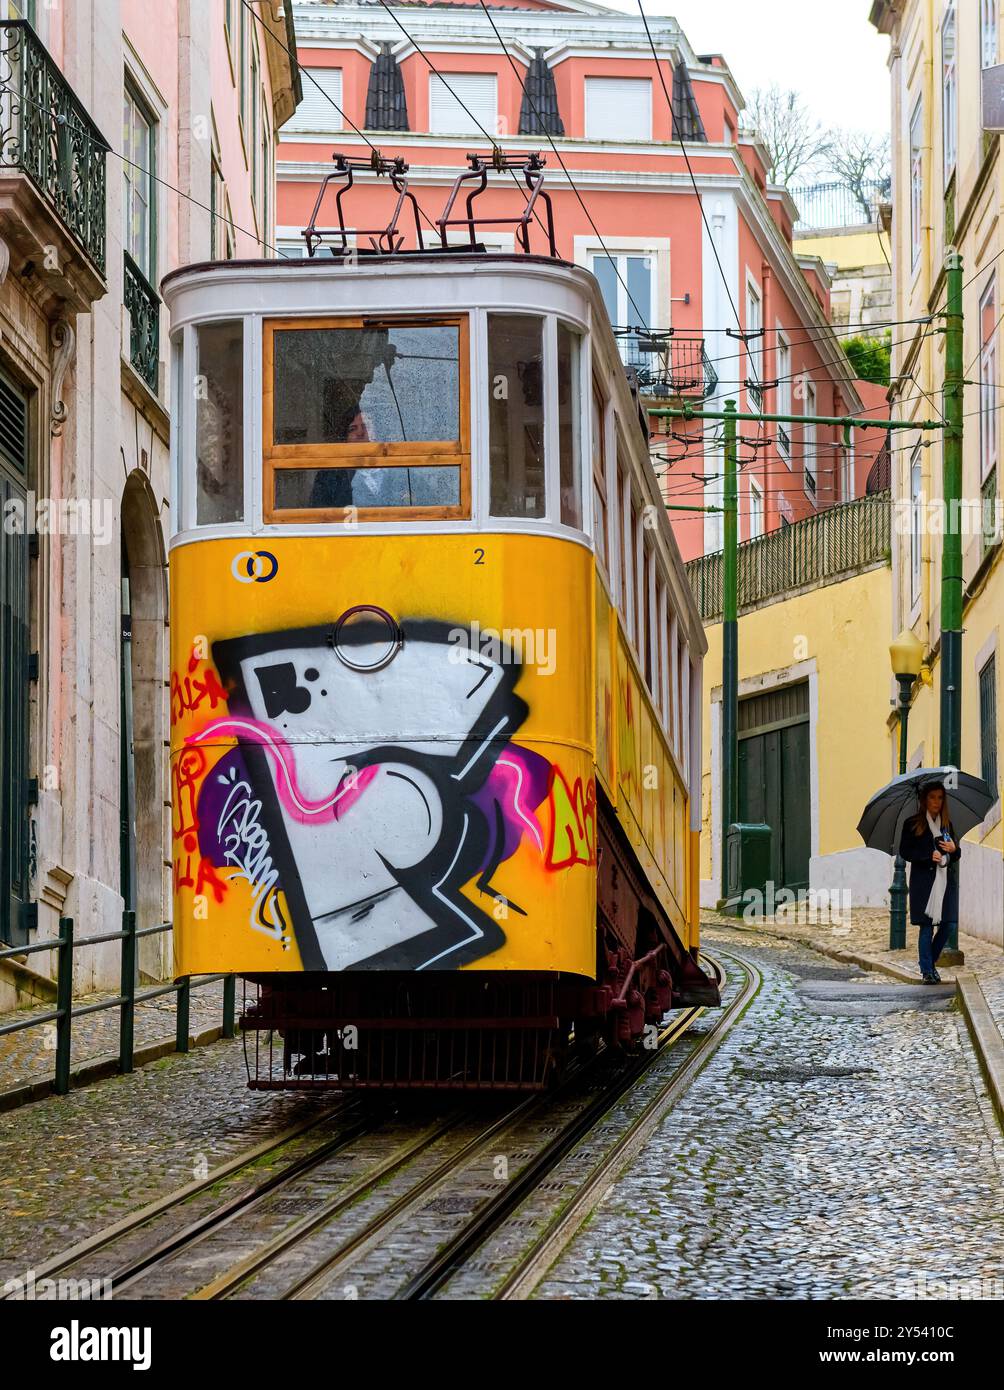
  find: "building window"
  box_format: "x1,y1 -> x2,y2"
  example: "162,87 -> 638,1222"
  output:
238,0 -> 247,133
942,5 -> 957,182
283,68 -> 344,134
981,277 -> 998,483
210,152 -> 224,260
841,434 -> 855,502
979,654 -> 998,802
803,380 -> 817,498
428,73 -> 497,137
224,194 -> 235,259
982,0 -> 998,69
749,478 -> 764,538
910,445 -> 923,606
584,77 -> 652,141
590,251 -> 657,362
776,333 -> 791,460
745,281 -> 763,411
250,48 -> 259,206
262,122 -> 271,255
123,82 -> 156,281
910,98 -> 923,268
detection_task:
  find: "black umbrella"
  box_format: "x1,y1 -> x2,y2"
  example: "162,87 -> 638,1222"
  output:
857,766 -> 994,856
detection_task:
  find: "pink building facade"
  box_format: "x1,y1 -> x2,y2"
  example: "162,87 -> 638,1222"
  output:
276,0 -> 862,560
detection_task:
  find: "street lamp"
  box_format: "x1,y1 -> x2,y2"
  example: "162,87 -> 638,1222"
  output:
888,628 -> 924,949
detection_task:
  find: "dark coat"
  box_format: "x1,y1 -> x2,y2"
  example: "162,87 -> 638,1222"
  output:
898,818 -> 962,925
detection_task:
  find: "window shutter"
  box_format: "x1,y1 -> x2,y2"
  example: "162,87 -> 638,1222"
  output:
584,78 -> 652,141
282,68 -> 343,133
428,73 -> 498,136
0,371 -> 30,946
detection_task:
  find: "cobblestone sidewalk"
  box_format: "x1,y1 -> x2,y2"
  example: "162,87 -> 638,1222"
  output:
0,980 -> 231,1100
702,905 -> 1004,1037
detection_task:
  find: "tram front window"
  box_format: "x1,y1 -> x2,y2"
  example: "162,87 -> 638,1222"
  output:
195,320 -> 244,525
265,316 -> 469,518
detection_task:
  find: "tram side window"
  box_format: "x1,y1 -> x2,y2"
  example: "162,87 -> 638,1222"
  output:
643,542 -> 654,692
617,453 -> 628,617
592,385 -> 607,569
265,317 -> 467,518
488,314 -> 545,519
196,321 -> 244,525
558,322 -> 582,529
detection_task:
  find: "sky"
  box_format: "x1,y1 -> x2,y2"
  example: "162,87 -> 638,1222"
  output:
609,1 -> 891,139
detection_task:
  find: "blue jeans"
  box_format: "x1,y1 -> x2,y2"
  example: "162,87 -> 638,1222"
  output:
918,915 -> 953,976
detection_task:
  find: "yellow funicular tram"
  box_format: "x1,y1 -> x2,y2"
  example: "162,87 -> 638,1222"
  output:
165,153 -> 716,1091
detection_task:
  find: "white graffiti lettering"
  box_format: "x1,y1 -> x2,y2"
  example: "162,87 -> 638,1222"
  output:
216,772 -> 289,945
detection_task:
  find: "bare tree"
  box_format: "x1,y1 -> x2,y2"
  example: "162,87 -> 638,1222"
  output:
745,84 -> 829,186
823,131 -> 892,216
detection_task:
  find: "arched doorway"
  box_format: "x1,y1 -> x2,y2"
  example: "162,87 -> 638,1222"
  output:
120,471 -> 168,979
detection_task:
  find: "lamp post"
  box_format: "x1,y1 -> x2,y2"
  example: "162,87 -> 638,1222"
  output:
888,628 -> 924,949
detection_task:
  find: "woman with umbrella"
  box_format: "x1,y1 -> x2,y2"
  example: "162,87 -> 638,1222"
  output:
857,766 -> 993,984
897,781 -> 960,983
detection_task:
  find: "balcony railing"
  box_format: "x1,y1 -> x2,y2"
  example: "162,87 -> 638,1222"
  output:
0,19 -> 107,275
124,252 -> 159,392
789,178 -> 891,233
686,490 -> 891,622
615,332 -> 719,401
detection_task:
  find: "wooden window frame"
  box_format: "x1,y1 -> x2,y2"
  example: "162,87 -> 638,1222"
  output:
263,314 -> 472,523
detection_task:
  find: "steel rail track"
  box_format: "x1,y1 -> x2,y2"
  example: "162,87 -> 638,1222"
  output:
107,1103 -> 418,1297
198,1092 -> 547,1299
398,953 -> 744,1301
245,958 -> 721,1301
6,1101 -> 358,1293
492,949 -> 760,1300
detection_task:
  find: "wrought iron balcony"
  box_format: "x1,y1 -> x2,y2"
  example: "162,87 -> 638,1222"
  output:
0,20 -> 107,289
615,331 -> 718,401
123,252 -> 159,392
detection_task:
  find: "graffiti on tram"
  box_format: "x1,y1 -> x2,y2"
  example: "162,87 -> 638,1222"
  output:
172,615 -> 596,971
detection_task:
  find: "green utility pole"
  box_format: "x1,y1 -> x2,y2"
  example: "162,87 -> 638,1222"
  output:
652,402 -> 946,914
940,249 -> 965,962
720,401 -> 739,900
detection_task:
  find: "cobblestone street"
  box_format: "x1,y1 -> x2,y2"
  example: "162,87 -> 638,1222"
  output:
1,922 -> 1001,1300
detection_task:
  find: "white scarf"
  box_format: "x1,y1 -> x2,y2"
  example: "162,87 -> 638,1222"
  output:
925,812 -> 949,925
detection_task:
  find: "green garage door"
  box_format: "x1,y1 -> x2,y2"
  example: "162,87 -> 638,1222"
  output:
737,682 -> 811,894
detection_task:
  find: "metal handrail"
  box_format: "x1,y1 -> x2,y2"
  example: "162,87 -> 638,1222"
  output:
686,490 -> 891,622
0,913 -> 236,1097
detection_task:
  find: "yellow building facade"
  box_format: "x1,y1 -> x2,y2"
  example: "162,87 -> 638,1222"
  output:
871,0 -> 1003,947
692,497 -> 897,911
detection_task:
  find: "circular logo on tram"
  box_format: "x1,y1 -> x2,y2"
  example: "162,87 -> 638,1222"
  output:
231,550 -> 279,584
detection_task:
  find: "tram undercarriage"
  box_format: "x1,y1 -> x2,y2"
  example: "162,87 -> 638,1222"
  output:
240,793 -> 720,1092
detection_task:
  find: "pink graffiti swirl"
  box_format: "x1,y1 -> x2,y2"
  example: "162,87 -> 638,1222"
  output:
185,717 -> 377,824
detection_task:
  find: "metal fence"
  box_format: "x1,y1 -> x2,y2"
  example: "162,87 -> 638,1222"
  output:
0,914 -> 235,1098
686,490 -> 891,622
790,179 -> 891,232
